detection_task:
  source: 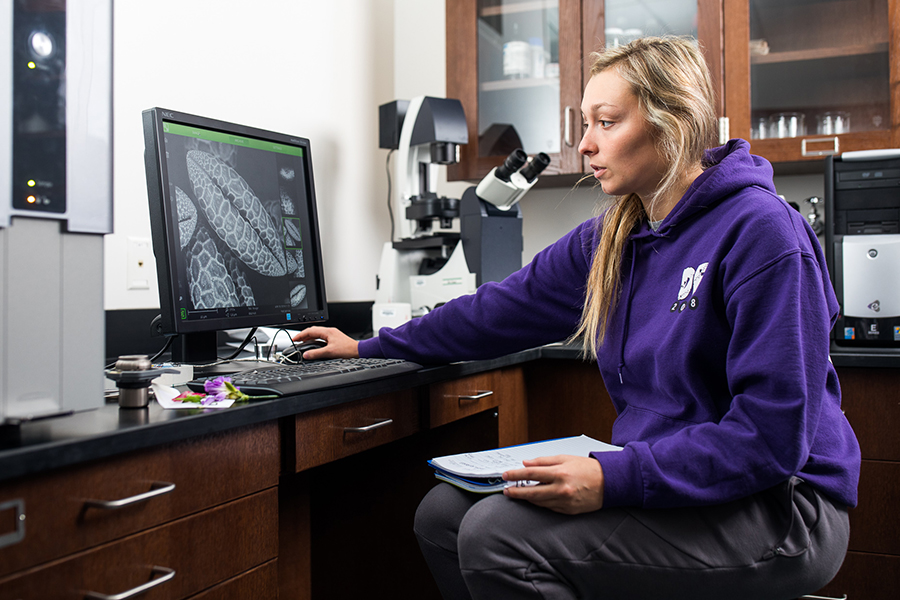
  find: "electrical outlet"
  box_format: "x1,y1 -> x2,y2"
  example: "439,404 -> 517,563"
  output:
127,236 -> 152,290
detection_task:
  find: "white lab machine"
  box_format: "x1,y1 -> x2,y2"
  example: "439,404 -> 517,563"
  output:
0,0 -> 112,426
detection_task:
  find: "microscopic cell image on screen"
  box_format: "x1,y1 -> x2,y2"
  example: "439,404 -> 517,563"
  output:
161,124 -> 314,322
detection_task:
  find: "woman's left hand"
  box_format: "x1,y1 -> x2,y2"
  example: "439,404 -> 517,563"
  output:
502,455 -> 605,514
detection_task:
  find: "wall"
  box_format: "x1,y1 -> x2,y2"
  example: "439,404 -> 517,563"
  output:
108,0 -> 828,310
106,0 -> 395,310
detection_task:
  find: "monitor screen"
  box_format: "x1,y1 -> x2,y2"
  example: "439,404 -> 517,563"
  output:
142,108 -> 328,365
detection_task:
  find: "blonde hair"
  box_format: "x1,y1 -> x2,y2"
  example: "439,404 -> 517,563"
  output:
572,36 -> 718,360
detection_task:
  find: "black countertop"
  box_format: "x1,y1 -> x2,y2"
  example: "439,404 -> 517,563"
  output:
0,346 -> 565,484
1,342 -> 894,484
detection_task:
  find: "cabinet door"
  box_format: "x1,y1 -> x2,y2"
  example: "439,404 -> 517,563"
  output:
0,422 -> 279,578
590,0 -> 725,115
290,389 -> 421,472
0,489 -> 278,600
428,371 -> 501,428
447,1 -> 724,181
724,0 -> 899,163
447,0 -> 585,180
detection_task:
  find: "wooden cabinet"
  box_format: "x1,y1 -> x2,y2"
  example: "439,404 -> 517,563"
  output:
446,0 -> 585,180
723,0 -> 900,164
428,370 -> 502,427
812,367 -> 900,599
523,358 -> 618,442
0,422 -> 279,600
281,369 -> 527,600
446,0 -> 724,181
287,388 -> 421,473
427,367 -> 528,446
448,1 -> 900,172
0,491 -> 278,600
5,358 -> 894,599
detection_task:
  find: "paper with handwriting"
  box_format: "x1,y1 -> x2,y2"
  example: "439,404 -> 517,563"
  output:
430,435 -> 622,478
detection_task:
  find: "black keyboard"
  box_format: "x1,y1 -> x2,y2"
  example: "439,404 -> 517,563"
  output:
187,358 -> 422,397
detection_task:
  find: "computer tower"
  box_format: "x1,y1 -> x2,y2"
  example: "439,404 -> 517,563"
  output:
825,151 -> 900,350
0,0 -> 112,424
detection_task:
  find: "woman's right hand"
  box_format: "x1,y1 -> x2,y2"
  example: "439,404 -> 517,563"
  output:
291,326 -> 360,361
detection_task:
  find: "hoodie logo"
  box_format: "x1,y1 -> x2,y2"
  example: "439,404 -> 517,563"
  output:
671,262 -> 708,313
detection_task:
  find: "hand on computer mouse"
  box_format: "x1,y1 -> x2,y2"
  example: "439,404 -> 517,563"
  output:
291,326 -> 359,361
282,339 -> 327,362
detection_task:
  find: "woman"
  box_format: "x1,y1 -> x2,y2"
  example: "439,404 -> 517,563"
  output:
294,37 -> 859,600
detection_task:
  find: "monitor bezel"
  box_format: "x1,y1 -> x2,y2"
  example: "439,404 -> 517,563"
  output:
142,107 -> 329,340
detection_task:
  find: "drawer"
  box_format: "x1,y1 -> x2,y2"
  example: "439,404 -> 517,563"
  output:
836,367 -> 900,461
0,421 -> 279,577
429,372 -> 501,428
293,389 -> 420,472
0,488 -> 278,600
813,550 -> 900,600
190,559 -> 278,599
849,459 -> 900,555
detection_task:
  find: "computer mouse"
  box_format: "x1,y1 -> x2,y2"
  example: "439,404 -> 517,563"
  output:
283,339 -> 327,362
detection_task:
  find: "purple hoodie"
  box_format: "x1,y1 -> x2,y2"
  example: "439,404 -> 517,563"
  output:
360,139 -> 860,509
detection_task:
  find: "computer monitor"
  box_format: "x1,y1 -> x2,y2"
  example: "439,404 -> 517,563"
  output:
142,108 -> 328,370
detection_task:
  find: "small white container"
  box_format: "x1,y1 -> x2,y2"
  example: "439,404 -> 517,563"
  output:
373,303 -> 412,332
817,111 -> 851,135
751,117 -> 767,139
503,40 -> 531,79
768,112 -> 805,138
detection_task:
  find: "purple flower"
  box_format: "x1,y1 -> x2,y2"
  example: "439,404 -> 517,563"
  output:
202,376 -> 249,403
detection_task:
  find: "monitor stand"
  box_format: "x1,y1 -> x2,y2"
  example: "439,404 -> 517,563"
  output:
172,332 -> 278,377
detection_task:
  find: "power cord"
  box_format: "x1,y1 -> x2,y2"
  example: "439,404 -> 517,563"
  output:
386,148 -> 396,242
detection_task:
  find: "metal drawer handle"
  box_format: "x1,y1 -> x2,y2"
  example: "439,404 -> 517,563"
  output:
801,136 -> 839,157
0,499 -> 25,549
458,390 -> 493,402
344,418 -> 393,433
83,481 -> 175,510
564,106 -> 576,147
798,595 -> 847,600
83,565 -> 175,600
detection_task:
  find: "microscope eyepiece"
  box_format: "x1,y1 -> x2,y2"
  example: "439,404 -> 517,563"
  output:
495,148 -> 528,182
519,152 -> 551,183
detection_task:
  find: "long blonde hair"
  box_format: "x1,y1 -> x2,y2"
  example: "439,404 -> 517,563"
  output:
572,36 -> 718,360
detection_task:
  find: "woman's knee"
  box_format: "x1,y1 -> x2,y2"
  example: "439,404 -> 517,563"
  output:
457,494 -> 520,565
414,484 -> 478,550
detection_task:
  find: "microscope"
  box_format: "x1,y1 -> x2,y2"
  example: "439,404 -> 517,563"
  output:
373,97 -> 550,332
461,148 -> 550,286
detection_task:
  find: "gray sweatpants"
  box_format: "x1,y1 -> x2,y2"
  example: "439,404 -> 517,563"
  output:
413,477 -> 849,600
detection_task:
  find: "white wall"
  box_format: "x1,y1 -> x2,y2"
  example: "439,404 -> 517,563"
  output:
108,0 -> 827,310
106,0 -> 395,309
392,0 -> 470,205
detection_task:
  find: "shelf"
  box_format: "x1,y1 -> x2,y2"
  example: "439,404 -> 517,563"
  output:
480,0 -> 558,17
751,42 -> 888,65
480,76 -> 560,92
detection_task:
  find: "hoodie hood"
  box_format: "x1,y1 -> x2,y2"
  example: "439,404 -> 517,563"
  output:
633,139 -> 776,239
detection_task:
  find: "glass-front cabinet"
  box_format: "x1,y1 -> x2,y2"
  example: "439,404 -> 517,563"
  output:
447,0 -> 723,181
447,0 -> 585,180
476,3 -> 562,159
724,0 -> 899,163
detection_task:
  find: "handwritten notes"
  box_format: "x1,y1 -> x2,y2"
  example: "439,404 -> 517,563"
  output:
430,435 -> 622,479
